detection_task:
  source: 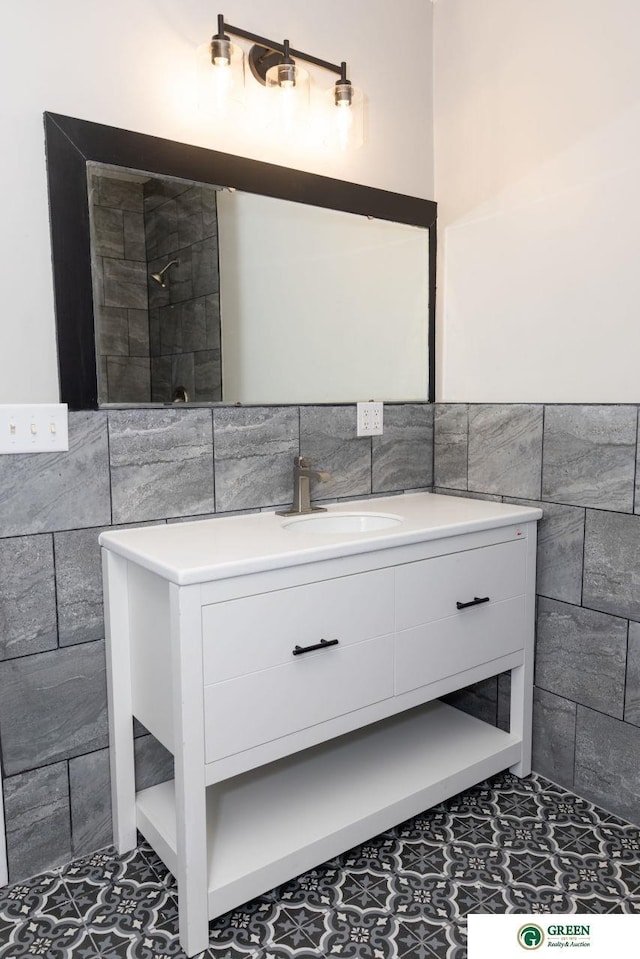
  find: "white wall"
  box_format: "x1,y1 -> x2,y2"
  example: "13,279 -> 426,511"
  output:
0,0 -> 433,403
434,0 -> 640,402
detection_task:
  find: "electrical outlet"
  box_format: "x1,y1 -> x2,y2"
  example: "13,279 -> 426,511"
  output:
356,401 -> 384,437
0,404 -> 69,454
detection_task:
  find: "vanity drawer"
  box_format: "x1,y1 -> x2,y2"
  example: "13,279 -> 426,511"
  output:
204,633 -> 394,761
395,539 -> 526,630
202,568 -> 394,685
395,595 -> 525,695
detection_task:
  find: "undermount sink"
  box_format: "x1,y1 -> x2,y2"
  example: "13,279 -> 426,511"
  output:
282,511 -> 403,533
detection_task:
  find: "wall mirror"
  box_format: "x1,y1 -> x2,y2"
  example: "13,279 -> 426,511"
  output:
45,113 -> 437,409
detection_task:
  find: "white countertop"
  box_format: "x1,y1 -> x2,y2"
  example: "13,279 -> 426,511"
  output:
99,492 -> 542,586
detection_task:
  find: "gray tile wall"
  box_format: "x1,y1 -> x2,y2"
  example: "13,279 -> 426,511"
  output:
89,172 -> 223,405
89,173 -> 151,404
3,400 -> 638,881
145,180 -> 222,404
435,403 -> 640,827
0,403 -> 433,882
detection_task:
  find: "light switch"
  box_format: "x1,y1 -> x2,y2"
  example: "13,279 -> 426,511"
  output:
0,404 -> 69,454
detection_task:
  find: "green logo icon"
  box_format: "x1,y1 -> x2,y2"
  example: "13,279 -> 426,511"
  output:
517,924 -> 545,950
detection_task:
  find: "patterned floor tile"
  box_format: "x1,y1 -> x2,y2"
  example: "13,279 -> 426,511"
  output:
0,912 -> 94,959
343,834 -> 403,873
61,876 -> 113,916
438,787 -> 497,818
598,822 -> 640,863
0,916 -> 14,944
277,865 -> 341,909
448,884 -> 485,916
445,842 -> 510,887
393,917 -> 453,958
489,788 -> 542,820
483,770 -> 541,794
485,883 -> 574,913
207,946 -> 262,959
320,908 -> 398,958
446,815 -> 496,846
105,924 -> 203,958
442,919 -> 468,959
397,811 -> 453,847
138,843 -> 178,894
504,851 -> 559,886
553,852 -> 627,900
614,862 -> 640,896
148,909 -> 247,959
470,889 -> 511,913
34,892 -> 82,927
549,823 -> 604,856
80,878 -> 179,958
568,895 -> 624,915
493,815 -> 556,855
252,950 -> 322,959
335,868 -> 394,911
62,847 -> 157,890
397,841 -> 451,879
1,771 -> 638,958
208,899 -> 279,953
0,874 -> 68,924
389,873 -> 461,924
268,904 -> 327,949
537,792 -> 600,827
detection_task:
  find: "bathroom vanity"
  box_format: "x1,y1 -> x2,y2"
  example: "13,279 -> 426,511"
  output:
101,491 -> 541,956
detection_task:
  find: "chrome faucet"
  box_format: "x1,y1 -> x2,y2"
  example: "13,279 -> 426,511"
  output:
276,456 -> 332,516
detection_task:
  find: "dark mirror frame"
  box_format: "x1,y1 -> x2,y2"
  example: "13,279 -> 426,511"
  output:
44,112 -> 437,410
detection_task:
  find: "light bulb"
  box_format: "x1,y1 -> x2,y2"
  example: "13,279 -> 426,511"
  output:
280,85 -> 297,132
324,79 -> 364,150
265,59 -> 310,135
335,102 -> 354,151
212,63 -> 232,115
197,37 -> 245,119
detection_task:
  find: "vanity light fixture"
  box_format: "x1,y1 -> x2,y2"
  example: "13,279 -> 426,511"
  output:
260,39 -> 311,136
328,61 -> 364,151
197,15 -> 246,118
198,14 -> 364,148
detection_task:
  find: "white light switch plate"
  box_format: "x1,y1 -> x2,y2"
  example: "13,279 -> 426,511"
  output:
356,401 -> 383,436
0,404 -> 69,454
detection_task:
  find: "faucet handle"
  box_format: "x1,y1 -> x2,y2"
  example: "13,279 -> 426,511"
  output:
293,455 -> 331,482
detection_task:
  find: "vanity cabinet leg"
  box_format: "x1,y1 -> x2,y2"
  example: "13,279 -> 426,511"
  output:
103,549 -> 137,852
175,781 -> 209,957
508,662 -> 532,776
509,522 -> 536,778
170,583 -> 209,957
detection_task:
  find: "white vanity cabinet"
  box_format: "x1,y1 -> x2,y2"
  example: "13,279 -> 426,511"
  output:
101,492 -> 541,957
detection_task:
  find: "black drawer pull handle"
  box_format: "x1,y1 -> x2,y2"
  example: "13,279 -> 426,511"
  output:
456,596 -> 490,610
293,638 -> 339,656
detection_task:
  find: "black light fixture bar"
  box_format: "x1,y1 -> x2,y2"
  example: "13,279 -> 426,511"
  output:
221,19 -> 344,77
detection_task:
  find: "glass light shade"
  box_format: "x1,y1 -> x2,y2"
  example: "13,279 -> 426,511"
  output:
264,61 -> 310,135
197,39 -> 245,119
325,83 -> 364,150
